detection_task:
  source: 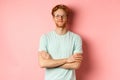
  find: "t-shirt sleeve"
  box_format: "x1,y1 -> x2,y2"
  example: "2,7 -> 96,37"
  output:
73,36 -> 83,54
38,34 -> 47,52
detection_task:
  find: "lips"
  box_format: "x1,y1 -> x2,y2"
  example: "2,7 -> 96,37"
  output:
58,21 -> 63,22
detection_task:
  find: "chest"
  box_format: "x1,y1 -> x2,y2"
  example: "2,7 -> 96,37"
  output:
47,37 -> 74,59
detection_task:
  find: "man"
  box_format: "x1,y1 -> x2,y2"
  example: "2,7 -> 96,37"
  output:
38,4 -> 83,80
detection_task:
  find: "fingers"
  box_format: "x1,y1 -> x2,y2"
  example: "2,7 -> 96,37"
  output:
73,54 -> 82,57
40,51 -> 52,59
73,54 -> 82,58
73,54 -> 83,62
67,54 -> 83,63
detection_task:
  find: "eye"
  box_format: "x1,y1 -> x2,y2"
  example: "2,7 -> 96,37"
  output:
54,15 -> 67,19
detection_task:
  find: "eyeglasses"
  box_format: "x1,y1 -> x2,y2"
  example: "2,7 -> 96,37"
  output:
54,14 -> 67,19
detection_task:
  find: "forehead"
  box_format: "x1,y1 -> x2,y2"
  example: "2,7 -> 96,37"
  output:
54,9 -> 67,15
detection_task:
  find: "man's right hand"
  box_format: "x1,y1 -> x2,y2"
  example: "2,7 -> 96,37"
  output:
67,54 -> 83,63
40,51 -> 52,59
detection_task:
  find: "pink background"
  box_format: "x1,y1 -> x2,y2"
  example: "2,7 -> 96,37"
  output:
0,0 -> 120,80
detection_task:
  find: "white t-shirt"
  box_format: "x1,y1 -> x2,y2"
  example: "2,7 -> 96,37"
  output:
38,30 -> 83,80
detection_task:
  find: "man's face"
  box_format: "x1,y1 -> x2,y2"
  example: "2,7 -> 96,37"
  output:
53,9 -> 68,28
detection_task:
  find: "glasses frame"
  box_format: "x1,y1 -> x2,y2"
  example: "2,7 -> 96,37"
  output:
54,14 -> 67,19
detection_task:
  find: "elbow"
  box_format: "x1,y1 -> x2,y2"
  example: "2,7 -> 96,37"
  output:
74,66 -> 80,70
40,64 -> 45,68
39,62 -> 46,68
40,65 -> 46,68
74,64 -> 81,70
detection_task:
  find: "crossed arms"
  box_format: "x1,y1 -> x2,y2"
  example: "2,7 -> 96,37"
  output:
38,51 -> 83,70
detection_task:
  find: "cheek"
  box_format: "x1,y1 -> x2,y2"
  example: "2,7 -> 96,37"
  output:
53,18 -> 57,23
63,19 -> 67,23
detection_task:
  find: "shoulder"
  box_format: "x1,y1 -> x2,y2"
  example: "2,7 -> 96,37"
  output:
40,31 -> 54,39
41,31 -> 54,36
69,31 -> 82,40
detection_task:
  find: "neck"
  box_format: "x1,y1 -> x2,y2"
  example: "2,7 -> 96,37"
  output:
55,27 -> 68,35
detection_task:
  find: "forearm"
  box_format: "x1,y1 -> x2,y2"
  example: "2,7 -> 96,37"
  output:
40,58 -> 67,68
60,54 -> 83,70
38,51 -> 82,69
60,62 -> 81,70
38,51 -> 68,68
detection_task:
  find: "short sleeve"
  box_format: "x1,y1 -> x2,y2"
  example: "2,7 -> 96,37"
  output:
38,34 -> 47,52
73,36 -> 83,54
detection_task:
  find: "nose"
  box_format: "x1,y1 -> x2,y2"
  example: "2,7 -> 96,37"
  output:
58,16 -> 63,19
57,18 -> 63,21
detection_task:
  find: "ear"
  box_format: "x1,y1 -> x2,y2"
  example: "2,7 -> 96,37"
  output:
52,16 -> 57,22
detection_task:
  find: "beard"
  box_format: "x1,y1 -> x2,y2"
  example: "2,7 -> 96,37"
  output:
55,22 -> 66,28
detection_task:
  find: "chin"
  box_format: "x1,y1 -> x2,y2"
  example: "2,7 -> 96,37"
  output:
56,23 -> 66,28
57,26 -> 64,28
56,25 -> 65,28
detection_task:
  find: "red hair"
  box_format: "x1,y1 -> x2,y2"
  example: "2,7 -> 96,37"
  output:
51,4 -> 70,17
